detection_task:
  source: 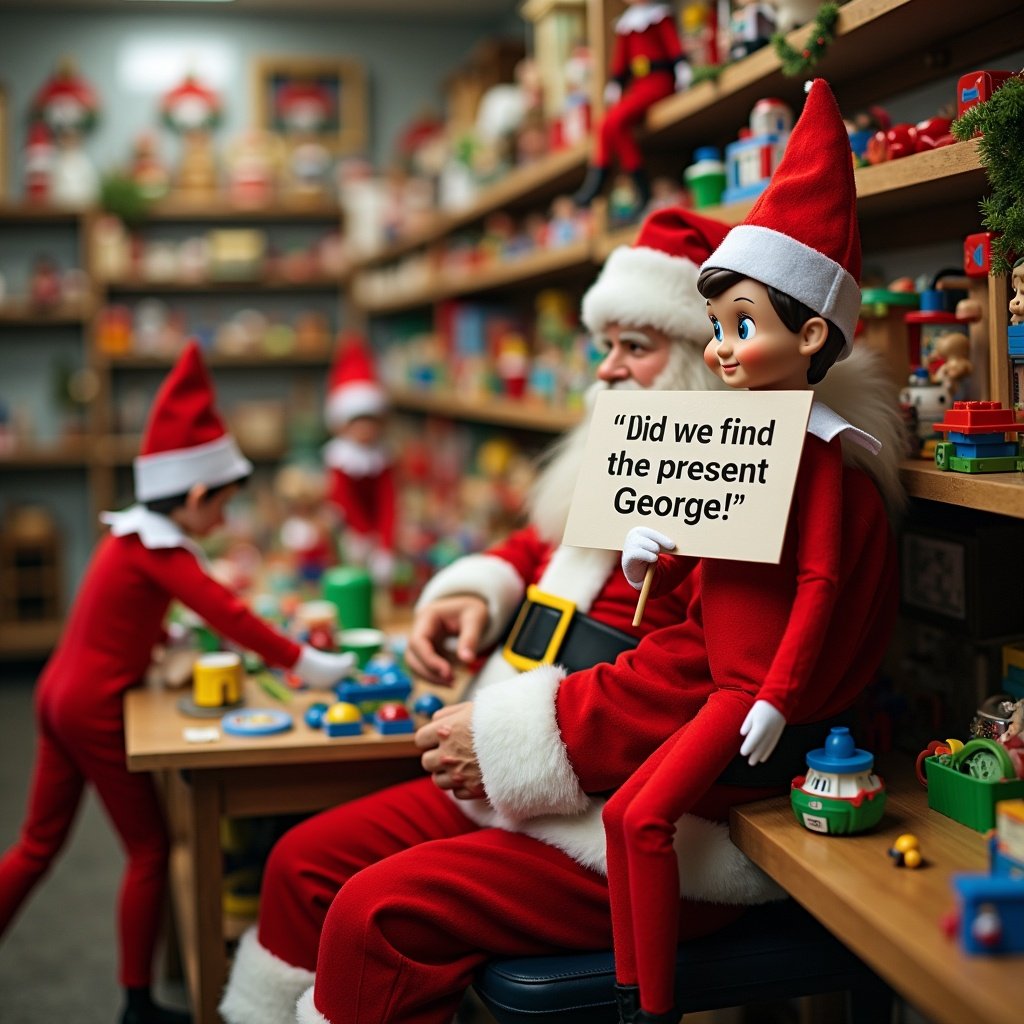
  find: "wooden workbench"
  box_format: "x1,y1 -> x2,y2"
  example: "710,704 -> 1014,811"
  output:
730,763 -> 1024,1024
125,678 -> 425,1024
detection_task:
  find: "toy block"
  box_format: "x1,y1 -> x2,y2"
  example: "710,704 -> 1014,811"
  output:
963,232 -> 997,277
1008,324 -> 1024,358
934,401 -> 1023,436
948,454 -> 1021,473
373,702 -> 415,734
957,71 -> 1020,119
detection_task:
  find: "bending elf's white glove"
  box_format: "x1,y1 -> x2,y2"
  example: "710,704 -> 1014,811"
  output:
293,645 -> 357,690
604,80 -> 622,105
739,700 -> 787,765
621,527 -> 676,590
674,60 -> 693,92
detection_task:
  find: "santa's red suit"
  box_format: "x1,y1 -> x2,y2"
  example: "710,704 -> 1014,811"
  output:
595,3 -> 686,172
219,204 -> 905,1024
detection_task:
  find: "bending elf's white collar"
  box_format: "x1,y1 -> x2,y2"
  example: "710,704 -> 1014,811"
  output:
808,401 -> 881,454
100,504 -> 206,559
616,2 -> 671,33
323,437 -> 392,477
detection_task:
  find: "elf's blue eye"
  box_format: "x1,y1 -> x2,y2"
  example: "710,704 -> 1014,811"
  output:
711,318 -> 723,342
737,315 -> 756,341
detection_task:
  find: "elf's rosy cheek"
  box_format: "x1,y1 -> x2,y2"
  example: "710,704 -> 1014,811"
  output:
736,344 -> 764,366
703,343 -> 718,370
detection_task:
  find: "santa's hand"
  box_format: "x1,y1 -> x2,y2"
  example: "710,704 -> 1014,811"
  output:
739,700 -> 787,765
293,646 -> 357,690
604,80 -> 622,105
407,595 -> 489,686
674,60 -> 693,92
621,527 -> 676,590
416,702 -> 485,799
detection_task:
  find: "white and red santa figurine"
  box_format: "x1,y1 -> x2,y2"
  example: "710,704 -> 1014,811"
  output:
322,332 -> 397,584
574,0 -> 692,209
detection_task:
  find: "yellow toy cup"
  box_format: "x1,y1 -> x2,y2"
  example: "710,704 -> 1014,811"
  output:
193,651 -> 244,709
340,628 -> 386,669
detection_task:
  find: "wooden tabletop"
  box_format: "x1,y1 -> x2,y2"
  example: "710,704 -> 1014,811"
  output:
125,678 -> 422,771
730,762 -> 1024,1024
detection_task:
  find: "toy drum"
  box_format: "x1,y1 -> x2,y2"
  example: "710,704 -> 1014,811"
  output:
323,566 -> 373,630
193,651 -> 244,709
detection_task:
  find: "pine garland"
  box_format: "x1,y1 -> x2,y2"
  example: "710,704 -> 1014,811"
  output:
952,76 -> 1024,274
772,3 -> 840,78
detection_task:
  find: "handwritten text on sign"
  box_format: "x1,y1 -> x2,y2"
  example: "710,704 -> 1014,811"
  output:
562,389 -> 814,564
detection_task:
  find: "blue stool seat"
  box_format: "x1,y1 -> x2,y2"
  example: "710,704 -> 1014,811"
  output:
475,899 -> 890,1024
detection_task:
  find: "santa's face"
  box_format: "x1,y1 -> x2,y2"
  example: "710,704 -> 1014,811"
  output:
595,323 -> 673,389
703,278 -> 825,391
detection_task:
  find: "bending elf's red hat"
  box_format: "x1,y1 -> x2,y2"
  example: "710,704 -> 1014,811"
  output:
325,331 -> 388,429
701,79 -> 861,356
134,341 -> 252,501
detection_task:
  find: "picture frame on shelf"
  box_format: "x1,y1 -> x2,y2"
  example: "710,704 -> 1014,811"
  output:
252,56 -> 367,156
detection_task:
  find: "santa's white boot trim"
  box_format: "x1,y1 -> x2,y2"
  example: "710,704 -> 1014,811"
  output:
219,927 -> 315,1024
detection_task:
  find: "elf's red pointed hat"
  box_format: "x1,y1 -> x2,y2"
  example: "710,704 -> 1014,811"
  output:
582,206 -> 731,342
134,341 -> 252,501
325,331 -> 388,429
701,79 -> 861,355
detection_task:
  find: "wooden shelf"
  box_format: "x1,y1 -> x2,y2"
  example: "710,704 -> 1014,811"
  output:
0,619 -> 63,659
355,239 -> 592,314
104,275 -> 344,294
644,0 -> 1024,149
0,440 -> 91,469
900,461 -> 1024,519
0,302 -> 92,326
390,387 -> 582,433
96,434 -> 288,466
141,198 -> 342,222
0,202 -> 85,223
100,352 -> 333,370
353,144 -> 589,268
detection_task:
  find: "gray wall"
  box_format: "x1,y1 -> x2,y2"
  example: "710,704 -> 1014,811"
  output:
0,6 -> 514,187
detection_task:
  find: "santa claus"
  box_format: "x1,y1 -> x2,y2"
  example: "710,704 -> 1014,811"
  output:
220,206 -> 904,1024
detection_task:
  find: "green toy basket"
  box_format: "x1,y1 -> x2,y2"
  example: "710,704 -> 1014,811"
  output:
924,755 -> 1024,831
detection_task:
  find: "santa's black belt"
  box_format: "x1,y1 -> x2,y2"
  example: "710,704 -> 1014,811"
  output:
501,585 -> 637,674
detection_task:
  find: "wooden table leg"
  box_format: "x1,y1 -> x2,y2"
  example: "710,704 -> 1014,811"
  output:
190,772 -> 226,1024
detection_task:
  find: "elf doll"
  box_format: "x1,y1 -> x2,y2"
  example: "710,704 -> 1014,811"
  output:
605,80 -> 900,1024
0,343 -> 354,1024
573,0 -> 691,209
322,332 -> 397,585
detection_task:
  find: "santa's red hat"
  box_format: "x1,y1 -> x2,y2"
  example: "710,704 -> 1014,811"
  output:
325,332 -> 388,429
134,342 -> 252,502
582,207 -> 731,342
701,79 -> 861,355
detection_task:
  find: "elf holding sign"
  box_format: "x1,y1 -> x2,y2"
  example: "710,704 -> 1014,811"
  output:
605,80 -> 899,1024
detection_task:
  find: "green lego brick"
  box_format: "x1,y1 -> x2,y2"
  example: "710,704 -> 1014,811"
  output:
947,454 -> 1021,473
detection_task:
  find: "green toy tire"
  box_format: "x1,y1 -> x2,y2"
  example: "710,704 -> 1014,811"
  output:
953,738 -> 1016,781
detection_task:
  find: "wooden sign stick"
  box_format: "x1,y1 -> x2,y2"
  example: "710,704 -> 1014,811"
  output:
632,564 -> 655,627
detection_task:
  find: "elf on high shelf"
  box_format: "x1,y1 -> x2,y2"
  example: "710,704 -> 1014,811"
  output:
573,0 -> 692,210
219,220 -> 903,1024
0,343 -> 354,1024
322,332 -> 397,585
606,79 -> 901,1023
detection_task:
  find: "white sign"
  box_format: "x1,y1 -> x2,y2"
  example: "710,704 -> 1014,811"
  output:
562,389 -> 814,564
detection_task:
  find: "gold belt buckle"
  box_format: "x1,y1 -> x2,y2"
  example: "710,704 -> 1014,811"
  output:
502,585 -> 576,672
631,55 -> 651,77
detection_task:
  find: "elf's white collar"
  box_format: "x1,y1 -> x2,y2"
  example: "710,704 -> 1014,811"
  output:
808,401 -> 881,454
100,504 -> 206,559
323,437 -> 392,478
616,2 -> 671,33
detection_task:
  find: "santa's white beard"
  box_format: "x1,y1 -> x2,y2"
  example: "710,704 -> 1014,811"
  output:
526,338 -> 719,542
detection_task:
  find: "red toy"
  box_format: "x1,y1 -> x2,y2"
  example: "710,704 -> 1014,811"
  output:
964,231 -> 999,277
573,0 -> 691,209
957,70 -> 1022,121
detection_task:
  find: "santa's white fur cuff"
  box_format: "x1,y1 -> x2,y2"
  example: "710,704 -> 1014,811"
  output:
219,928 -> 315,1024
296,987 -> 330,1024
474,664 -> 589,820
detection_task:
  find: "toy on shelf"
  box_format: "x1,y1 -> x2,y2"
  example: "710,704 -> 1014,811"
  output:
1008,258 -> 1024,409
1003,642 -> 1024,703
956,70 -> 1023,121
923,738 -> 1024,832
573,0 -> 691,209
888,833 -> 923,869
929,331 -> 972,399
722,98 -> 793,204
334,661 -> 412,721
322,701 -> 363,737
29,256 -> 63,310
946,799 -> 1024,954
373,702 -> 415,734
179,651 -> 245,718
865,114 -> 953,165
323,333 -> 397,584
225,130 -> 284,209
130,132 -> 170,202
933,401 -> 1024,474
790,727 -> 887,836
23,123 -> 55,203
728,0 -> 776,61
162,73 -> 222,201
684,146 -> 726,209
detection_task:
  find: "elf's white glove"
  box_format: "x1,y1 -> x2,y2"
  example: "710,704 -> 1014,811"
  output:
369,548 -> 396,586
739,700 -> 787,765
293,645 -> 357,690
621,527 -> 676,590
604,80 -> 622,106
674,60 -> 693,92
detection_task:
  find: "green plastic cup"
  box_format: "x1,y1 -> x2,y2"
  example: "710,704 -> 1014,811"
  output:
323,566 -> 374,630
340,628 -> 386,668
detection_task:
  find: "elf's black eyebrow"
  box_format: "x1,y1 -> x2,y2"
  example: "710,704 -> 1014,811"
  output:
733,296 -> 755,304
